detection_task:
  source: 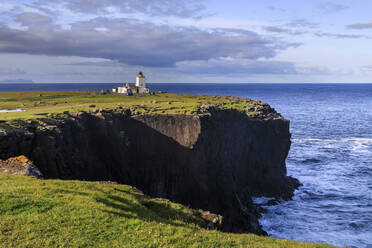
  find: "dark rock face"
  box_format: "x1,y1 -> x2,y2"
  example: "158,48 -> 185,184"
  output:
0,109 -> 299,234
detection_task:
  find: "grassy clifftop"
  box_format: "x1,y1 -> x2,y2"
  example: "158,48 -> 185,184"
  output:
0,91 -> 280,130
0,175 -> 334,248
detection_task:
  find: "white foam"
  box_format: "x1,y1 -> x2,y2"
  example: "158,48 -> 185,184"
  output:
0,109 -> 25,113
292,138 -> 326,142
293,137 -> 372,143
349,139 -> 372,153
342,137 -> 372,143
292,137 -> 372,154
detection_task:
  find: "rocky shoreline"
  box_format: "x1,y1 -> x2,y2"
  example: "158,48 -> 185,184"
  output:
0,102 -> 300,234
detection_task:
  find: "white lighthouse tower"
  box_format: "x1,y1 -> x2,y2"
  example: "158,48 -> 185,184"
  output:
136,72 -> 145,87
135,72 -> 149,93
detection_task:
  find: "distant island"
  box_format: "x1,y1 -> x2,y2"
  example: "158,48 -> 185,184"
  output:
0,79 -> 34,84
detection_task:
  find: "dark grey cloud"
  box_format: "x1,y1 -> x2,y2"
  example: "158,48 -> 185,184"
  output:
0,13 -> 294,67
33,0 -> 207,19
314,32 -> 369,39
317,2 -> 349,13
347,22 -> 372,30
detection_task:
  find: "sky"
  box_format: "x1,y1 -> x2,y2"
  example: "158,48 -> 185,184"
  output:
0,0 -> 371,83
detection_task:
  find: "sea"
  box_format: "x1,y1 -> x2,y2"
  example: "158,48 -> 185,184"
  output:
1,83 -> 371,248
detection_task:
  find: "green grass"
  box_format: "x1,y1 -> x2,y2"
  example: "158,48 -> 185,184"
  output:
0,175 -> 335,248
0,91 -> 265,130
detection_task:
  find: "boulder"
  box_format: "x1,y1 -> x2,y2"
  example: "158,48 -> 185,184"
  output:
0,155 -> 42,178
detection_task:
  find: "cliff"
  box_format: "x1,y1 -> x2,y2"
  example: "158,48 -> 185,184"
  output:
0,95 -> 299,234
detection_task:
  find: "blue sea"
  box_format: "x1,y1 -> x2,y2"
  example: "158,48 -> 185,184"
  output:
1,83 -> 372,248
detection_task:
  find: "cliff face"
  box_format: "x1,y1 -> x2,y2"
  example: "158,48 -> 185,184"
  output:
0,107 -> 299,234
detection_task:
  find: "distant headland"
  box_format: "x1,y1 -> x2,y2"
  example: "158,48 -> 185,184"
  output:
0,79 -> 34,84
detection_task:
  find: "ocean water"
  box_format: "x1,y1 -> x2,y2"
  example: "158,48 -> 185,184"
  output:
1,83 -> 372,247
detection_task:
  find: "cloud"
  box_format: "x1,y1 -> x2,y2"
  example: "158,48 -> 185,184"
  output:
174,59 -> 296,75
16,12 -> 52,26
0,67 -> 26,75
0,13 -> 295,67
266,6 -> 286,12
361,65 -> 372,71
158,59 -> 329,76
295,64 -> 328,75
317,2 -> 349,13
263,26 -> 306,36
64,61 -> 123,67
347,22 -> 372,30
314,32 -> 369,39
263,23 -> 369,40
62,57 -> 327,76
0,1 -> 335,81
264,26 -> 290,33
286,19 -> 318,29
32,0 -> 207,19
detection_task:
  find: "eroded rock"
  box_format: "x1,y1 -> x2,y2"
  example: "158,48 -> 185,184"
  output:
0,155 -> 42,178
201,211 -> 223,230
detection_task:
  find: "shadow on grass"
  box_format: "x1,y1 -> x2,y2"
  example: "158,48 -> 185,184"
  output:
95,193 -> 205,229
0,199 -> 58,215
51,189 -> 90,196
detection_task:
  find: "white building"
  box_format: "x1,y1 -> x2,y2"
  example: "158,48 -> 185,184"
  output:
112,72 -> 150,95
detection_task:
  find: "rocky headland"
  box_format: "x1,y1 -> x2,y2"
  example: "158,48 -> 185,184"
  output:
0,93 -> 300,234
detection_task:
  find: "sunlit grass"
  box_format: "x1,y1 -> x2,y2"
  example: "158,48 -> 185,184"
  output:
0,175 -> 335,248
0,91 -> 260,130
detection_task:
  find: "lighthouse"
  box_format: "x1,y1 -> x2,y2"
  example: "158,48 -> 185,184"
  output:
135,72 -> 149,93
136,72 -> 146,88
112,72 -> 150,94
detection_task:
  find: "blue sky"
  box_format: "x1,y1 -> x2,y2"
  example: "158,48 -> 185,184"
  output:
0,0 -> 371,83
